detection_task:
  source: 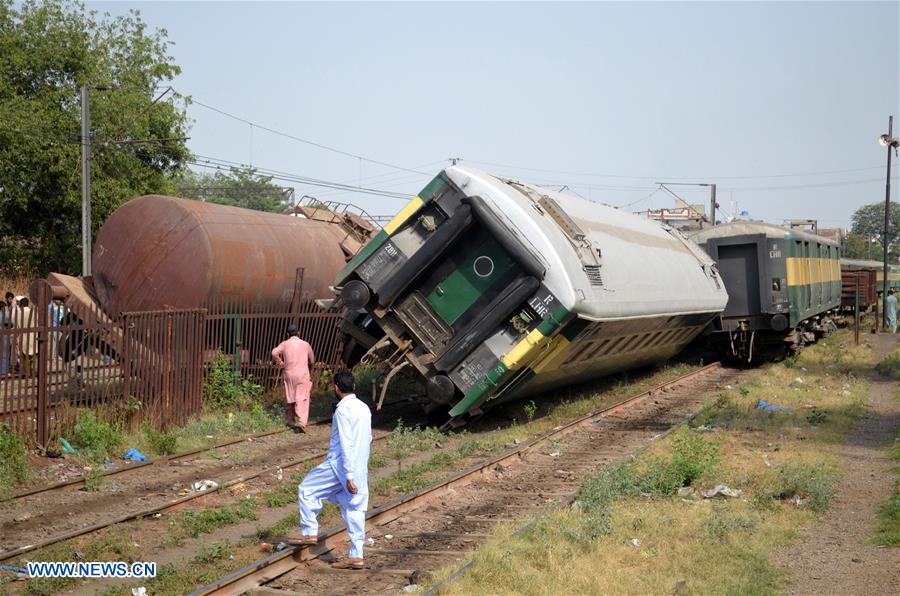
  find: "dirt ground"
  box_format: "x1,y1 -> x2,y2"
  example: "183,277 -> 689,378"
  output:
773,332 -> 900,595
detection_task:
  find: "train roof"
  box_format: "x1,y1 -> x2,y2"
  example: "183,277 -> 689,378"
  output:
841,258 -> 900,271
441,166 -> 727,321
689,220 -> 839,246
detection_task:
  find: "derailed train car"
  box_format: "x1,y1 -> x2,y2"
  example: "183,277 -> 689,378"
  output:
335,166 -> 728,424
691,222 -> 840,362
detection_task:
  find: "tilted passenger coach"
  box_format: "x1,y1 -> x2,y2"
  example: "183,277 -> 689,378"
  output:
334,166 -> 728,424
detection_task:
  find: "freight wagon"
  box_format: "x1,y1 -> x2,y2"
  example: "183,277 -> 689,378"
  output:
691,222 -> 840,361
334,166 -> 728,425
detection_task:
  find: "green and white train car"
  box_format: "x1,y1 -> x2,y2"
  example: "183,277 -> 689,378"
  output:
335,166 -> 728,424
691,222 -> 840,361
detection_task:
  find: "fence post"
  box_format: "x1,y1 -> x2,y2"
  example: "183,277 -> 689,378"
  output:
35,281 -> 50,447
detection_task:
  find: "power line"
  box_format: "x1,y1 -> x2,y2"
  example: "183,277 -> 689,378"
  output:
188,155 -> 413,200
463,158 -> 885,181
178,92 -> 430,176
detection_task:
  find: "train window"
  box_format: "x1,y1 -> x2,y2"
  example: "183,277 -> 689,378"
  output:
772,278 -> 781,291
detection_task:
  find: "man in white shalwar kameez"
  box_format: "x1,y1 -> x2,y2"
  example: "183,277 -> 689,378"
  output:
291,369 -> 372,569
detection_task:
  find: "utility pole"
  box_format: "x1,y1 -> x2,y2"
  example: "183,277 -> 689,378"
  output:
881,116 -> 897,305
80,85 -> 92,276
708,183 -> 717,227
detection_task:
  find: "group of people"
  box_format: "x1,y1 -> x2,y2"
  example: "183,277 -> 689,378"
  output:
272,325 -> 372,569
0,292 -> 66,376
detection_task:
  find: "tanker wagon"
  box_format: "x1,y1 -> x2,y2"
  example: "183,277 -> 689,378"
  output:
334,166 -> 728,425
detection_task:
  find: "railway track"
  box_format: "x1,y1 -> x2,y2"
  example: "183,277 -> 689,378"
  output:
191,362 -> 747,596
0,402 -> 418,561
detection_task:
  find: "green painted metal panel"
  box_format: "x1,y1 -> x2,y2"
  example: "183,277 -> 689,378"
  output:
426,238 -> 516,325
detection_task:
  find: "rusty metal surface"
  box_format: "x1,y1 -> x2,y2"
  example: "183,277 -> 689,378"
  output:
92,196 -> 351,317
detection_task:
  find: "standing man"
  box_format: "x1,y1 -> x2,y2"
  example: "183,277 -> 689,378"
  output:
886,289 -> 898,334
292,370 -> 372,569
0,301 -> 9,375
271,324 -> 315,432
13,298 -> 36,376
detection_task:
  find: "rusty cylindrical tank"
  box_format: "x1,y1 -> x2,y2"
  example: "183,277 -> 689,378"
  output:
92,195 -> 350,317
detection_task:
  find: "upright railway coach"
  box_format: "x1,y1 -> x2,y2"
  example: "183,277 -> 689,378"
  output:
335,166 -> 727,424
691,222 -> 840,361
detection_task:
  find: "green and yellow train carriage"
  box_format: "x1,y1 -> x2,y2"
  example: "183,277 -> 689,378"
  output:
691,222 -> 841,361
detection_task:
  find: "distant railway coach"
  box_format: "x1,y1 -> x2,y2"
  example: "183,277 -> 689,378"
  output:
334,166 -> 728,425
691,222 -> 840,361
839,259 -> 882,311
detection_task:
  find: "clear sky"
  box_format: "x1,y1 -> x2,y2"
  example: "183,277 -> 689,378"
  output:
88,1 -> 900,228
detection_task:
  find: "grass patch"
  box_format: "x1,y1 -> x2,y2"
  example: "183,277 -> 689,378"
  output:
177,499 -> 258,538
876,351 -> 900,379
0,422 -> 30,497
874,482 -> 900,546
432,329 -> 869,595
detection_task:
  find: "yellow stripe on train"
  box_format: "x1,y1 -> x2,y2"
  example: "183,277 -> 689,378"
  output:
786,257 -> 841,286
384,196 -> 425,235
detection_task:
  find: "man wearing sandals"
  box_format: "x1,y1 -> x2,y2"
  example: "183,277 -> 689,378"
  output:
291,369 -> 372,569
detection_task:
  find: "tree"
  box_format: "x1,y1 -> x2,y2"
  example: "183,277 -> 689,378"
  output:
0,0 -> 190,275
849,201 -> 900,262
842,233 -> 883,260
176,167 -> 293,213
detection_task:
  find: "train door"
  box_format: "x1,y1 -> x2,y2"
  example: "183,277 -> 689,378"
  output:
716,242 -> 762,319
804,241 -> 813,312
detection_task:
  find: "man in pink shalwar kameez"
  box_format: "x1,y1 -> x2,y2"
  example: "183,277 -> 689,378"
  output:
272,324 -> 316,432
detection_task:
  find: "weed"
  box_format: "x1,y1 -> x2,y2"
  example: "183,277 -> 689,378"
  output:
806,409 -> 828,425
759,461 -> 835,512
523,400 -> 537,422
83,465 -> 104,492
195,540 -> 229,564
671,430 -> 719,486
369,453 -> 389,469
0,422 -> 29,497
874,483 -> 900,546
71,410 -> 123,462
179,499 -> 258,538
203,352 -> 264,409
691,393 -> 741,429
386,419 -> 444,466
142,421 -> 178,455
706,510 -> 759,543
876,351 -> 900,379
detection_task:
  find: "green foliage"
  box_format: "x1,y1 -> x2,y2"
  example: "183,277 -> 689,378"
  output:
82,464 -> 104,492
671,430 -> 720,486
875,485 -> 900,546
0,422 -> 30,496
850,202 -> 900,258
71,409 -> 123,461
177,166 -> 291,213
691,393 -> 741,429
842,233 -> 886,261
142,420 -> 178,455
759,462 -> 835,512
876,351 -> 900,380
178,499 -> 257,538
386,419 -> 444,465
195,541 -> 229,564
0,0 -> 190,275
706,509 -> 759,543
523,400 -> 537,422
203,352 -> 264,409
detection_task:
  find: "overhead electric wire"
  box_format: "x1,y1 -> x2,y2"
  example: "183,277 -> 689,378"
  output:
463,158 -> 886,181
188,154 -> 414,200
178,92 -> 430,176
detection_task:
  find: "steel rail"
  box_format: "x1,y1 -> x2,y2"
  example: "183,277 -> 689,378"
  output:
191,362 -> 723,596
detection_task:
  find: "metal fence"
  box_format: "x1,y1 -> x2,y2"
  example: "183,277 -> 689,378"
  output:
0,282 -> 344,446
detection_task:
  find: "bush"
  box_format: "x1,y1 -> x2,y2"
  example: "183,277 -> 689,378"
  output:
143,421 -> 178,456
671,430 -> 719,486
203,353 -> 263,409
0,423 -> 30,496
72,410 -> 123,462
